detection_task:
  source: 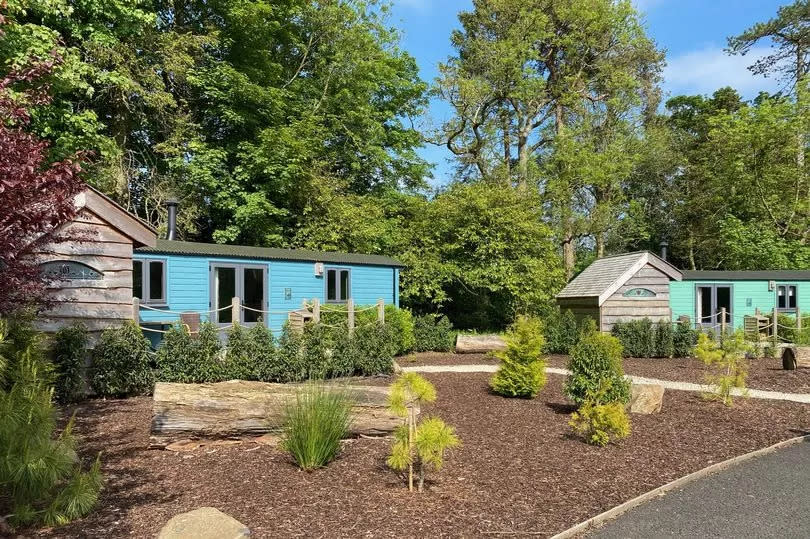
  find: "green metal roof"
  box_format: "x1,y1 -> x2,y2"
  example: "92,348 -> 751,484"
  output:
682,270 -> 810,281
136,239 -> 404,268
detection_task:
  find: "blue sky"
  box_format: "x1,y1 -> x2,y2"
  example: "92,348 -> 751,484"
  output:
387,0 -> 788,185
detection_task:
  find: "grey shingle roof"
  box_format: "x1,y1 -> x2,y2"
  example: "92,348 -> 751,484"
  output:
136,239 -> 404,268
557,252 -> 649,299
682,270 -> 810,281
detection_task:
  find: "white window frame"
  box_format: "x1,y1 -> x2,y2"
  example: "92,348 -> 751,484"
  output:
134,258 -> 167,305
325,267 -> 351,303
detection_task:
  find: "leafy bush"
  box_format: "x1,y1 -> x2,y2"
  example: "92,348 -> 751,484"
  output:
673,319 -> 698,357
387,373 -> 459,492
490,315 -> 547,398
281,383 -> 353,470
413,314 -> 455,352
356,305 -> 415,356
543,307 -> 580,354
155,322 -> 224,383
0,318 -> 102,528
565,332 -> 630,406
611,318 -> 655,358
569,382 -> 631,447
51,323 -> 88,403
352,322 -> 396,376
90,322 -> 154,397
695,330 -> 750,406
654,320 -> 674,358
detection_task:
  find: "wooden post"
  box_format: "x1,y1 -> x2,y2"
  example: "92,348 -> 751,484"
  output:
312,298 -> 321,323
347,298 -> 355,334
231,296 -> 240,326
797,307 -> 802,332
132,297 -> 140,322
377,298 -> 385,324
720,307 -> 727,337
773,306 -> 779,343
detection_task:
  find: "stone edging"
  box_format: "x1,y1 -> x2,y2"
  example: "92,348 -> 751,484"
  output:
548,434 -> 810,539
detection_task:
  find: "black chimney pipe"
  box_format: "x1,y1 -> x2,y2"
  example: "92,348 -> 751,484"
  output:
660,240 -> 669,262
165,199 -> 178,241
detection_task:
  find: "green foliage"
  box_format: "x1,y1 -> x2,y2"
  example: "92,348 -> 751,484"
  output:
413,314 -> 455,353
155,323 -> 224,383
490,316 -> 547,398
0,318 -> 102,528
351,322 -> 397,376
281,383 -> 354,471
695,331 -> 751,406
673,319 -> 699,358
569,383 -> 631,447
356,305 -> 415,356
386,373 -> 458,492
610,318 -> 678,358
89,322 -> 154,397
565,332 -> 630,406
50,323 -> 88,403
543,308 -> 582,355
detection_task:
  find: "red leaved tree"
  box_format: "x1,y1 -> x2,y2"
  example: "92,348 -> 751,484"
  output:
0,13 -> 87,315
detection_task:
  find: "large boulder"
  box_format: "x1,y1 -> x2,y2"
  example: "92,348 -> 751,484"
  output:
455,334 -> 506,354
158,507 -> 250,539
627,383 -> 664,414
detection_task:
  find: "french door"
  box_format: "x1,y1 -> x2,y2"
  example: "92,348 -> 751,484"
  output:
210,263 -> 267,326
696,284 -> 732,328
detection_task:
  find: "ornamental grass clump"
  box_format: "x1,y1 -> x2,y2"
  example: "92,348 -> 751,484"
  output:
281,383 -> 354,470
387,373 -> 459,492
695,330 -> 750,406
490,315 -> 547,398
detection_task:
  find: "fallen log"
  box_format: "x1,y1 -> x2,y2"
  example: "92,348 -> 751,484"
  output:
150,380 -> 414,449
782,346 -> 810,370
455,334 -> 506,354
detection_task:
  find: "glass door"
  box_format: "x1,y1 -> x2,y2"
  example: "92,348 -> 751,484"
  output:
211,264 -> 267,326
696,285 -> 732,328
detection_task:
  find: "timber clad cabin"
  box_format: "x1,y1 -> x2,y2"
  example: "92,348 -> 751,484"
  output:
37,185 -> 402,341
557,251 -> 810,332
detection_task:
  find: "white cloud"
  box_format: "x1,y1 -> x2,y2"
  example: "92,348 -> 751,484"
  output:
662,45 -> 783,99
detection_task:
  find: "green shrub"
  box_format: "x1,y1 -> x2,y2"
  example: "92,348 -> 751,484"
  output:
695,330 -> 750,406
352,322 -> 396,375
51,323 -> 88,403
565,332 -> 630,406
223,323 -> 260,381
569,382 -> 631,447
413,314 -> 455,352
611,318 -> 655,358
281,383 -> 354,470
654,320 -> 674,358
490,315 -> 547,398
673,319 -> 698,357
90,322 -> 154,397
155,322 -> 224,383
357,305 -> 415,356
543,308 -> 580,354
0,318 -> 102,528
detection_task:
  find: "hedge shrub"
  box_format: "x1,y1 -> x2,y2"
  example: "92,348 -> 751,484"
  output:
543,308 -> 592,355
565,331 -> 630,406
90,322 -> 154,397
413,314 -> 455,352
673,319 -> 698,357
357,305 -> 415,356
155,322 -> 224,383
51,323 -> 88,403
610,318 -> 696,358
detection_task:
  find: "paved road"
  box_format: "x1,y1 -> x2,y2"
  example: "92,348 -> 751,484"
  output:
588,441 -> 810,539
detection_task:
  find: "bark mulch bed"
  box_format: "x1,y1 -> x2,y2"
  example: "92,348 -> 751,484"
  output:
32,373 -> 810,538
398,351 -> 497,366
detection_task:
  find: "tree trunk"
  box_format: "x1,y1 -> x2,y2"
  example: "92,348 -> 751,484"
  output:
562,233 -> 575,281
149,381 -> 417,448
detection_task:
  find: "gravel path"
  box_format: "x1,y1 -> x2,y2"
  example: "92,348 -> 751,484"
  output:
402,365 -> 810,404
588,440 -> 810,538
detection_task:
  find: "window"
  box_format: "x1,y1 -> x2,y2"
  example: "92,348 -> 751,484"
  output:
210,263 -> 267,326
777,284 -> 798,311
134,259 -> 166,304
623,288 -> 656,298
326,267 -> 350,303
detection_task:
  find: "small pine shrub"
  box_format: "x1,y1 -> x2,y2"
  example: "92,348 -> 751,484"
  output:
569,382 -> 631,447
387,373 -> 459,492
90,322 -> 154,397
565,332 -> 630,406
673,319 -> 698,358
695,330 -> 750,406
51,323 -> 88,403
0,319 -> 103,528
490,315 -> 547,398
413,314 -> 455,353
281,383 -> 354,470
